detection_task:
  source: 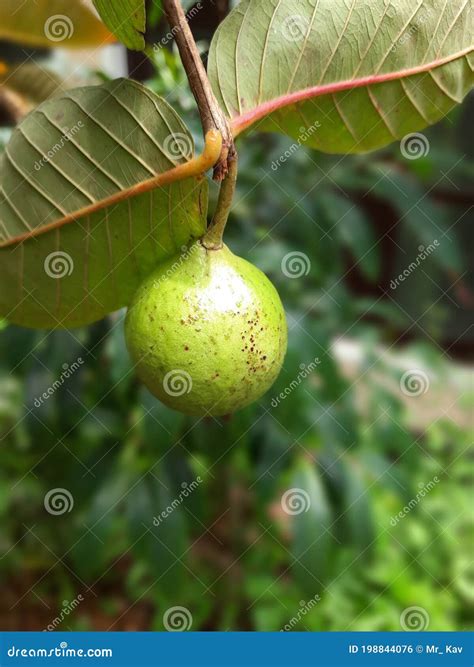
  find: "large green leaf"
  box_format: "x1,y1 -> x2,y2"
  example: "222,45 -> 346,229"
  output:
290,459 -> 333,594
0,0 -> 115,49
208,0 -> 474,153
0,79 -> 209,329
126,472 -> 189,597
338,457 -> 375,553
92,0 -> 146,51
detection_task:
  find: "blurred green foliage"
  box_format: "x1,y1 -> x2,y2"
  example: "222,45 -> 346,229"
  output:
0,45 -> 472,631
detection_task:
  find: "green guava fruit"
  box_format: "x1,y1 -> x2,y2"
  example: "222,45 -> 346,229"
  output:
125,241 -> 287,416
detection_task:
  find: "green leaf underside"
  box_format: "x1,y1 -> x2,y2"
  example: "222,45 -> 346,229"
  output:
0,79 -> 207,330
93,0 -> 146,51
208,0 -> 474,154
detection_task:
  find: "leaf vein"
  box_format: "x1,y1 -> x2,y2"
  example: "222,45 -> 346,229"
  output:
258,0 -> 283,104
63,95 -> 157,176
318,0 -> 357,84
435,0 -> 470,59
17,124 -> 97,205
37,109 -> 126,190
235,0 -> 253,115
332,94 -> 360,143
375,1 -> 425,75
399,79 -> 430,123
287,0 -> 321,93
4,146 -> 68,216
367,87 -> 398,139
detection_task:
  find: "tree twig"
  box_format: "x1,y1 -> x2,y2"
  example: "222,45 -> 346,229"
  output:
0,87 -> 29,125
162,0 -> 234,180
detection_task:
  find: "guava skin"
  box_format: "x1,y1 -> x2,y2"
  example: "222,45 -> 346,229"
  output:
125,242 -> 287,416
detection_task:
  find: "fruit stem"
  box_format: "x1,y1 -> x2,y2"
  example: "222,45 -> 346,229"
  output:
162,0 -> 235,180
202,154 -> 238,250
